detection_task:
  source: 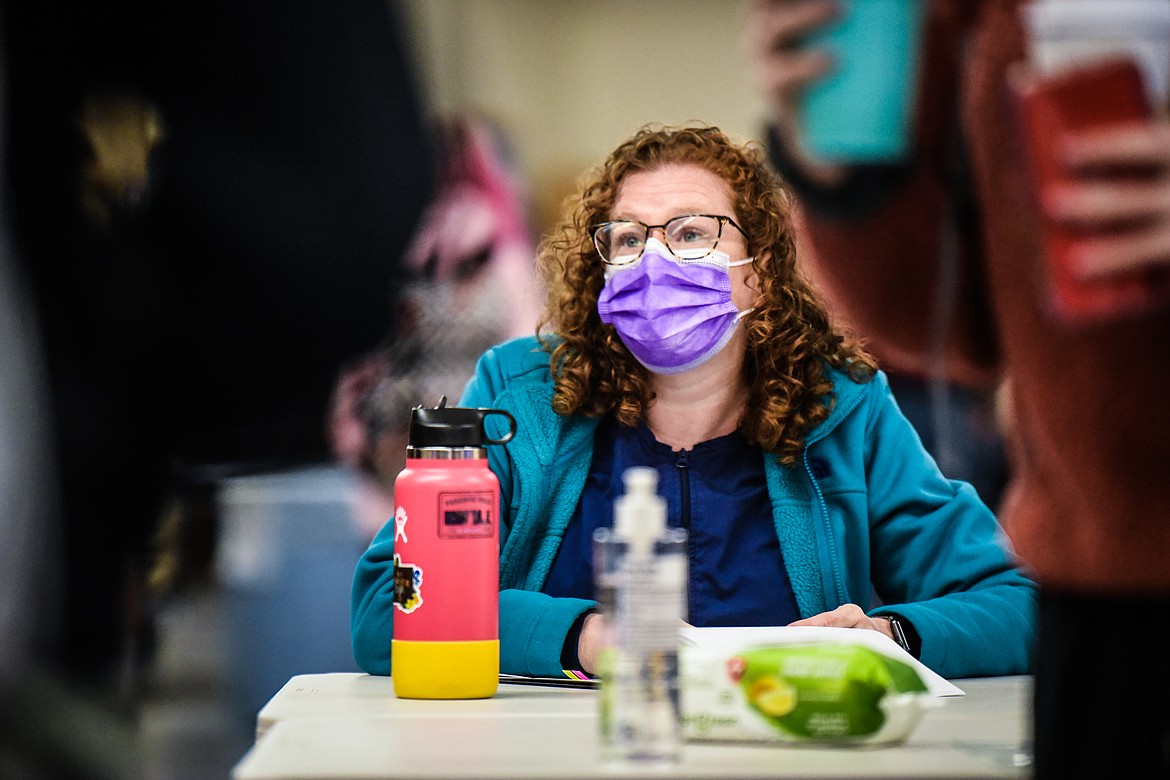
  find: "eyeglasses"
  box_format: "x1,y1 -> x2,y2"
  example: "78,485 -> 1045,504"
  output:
591,214 -> 748,266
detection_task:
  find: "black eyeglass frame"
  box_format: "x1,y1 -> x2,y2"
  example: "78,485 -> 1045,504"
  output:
590,213 -> 748,266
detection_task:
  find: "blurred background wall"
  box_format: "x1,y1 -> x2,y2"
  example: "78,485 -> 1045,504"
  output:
399,0 -> 768,232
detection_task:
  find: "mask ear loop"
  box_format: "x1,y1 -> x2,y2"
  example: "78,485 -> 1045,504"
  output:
728,256 -> 757,322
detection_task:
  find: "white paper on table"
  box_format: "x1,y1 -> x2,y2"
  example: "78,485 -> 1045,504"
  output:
678,625 -> 965,697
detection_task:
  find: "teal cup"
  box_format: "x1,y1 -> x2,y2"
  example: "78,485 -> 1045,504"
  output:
796,0 -> 926,162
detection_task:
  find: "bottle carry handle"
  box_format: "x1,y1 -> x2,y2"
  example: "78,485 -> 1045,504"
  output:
480,409 -> 516,446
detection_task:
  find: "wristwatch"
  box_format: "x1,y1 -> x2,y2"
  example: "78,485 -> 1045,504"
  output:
880,615 -> 912,654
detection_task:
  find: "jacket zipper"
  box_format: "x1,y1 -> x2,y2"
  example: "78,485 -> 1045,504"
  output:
676,449 -> 691,529
802,387 -> 869,608
803,452 -> 844,607
677,448 -> 695,620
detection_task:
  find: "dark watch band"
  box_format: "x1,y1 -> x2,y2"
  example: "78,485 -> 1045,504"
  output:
880,615 -> 912,654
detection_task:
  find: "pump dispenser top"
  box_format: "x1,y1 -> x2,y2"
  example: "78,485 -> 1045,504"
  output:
614,467 -> 666,557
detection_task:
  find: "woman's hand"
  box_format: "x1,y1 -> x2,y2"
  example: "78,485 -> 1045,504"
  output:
748,0 -> 848,185
749,0 -> 839,112
1044,119 -> 1170,279
576,616 -> 692,676
787,603 -> 899,643
577,612 -> 606,676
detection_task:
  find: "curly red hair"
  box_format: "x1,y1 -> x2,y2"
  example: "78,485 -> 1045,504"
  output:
536,125 -> 875,465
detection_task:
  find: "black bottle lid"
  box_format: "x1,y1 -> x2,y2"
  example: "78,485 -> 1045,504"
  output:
407,396 -> 517,448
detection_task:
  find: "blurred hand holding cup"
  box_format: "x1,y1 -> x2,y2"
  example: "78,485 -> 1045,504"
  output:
1014,0 -> 1170,322
795,0 -> 926,163
1022,0 -> 1170,107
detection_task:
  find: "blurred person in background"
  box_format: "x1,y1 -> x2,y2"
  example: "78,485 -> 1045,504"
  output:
331,112 -> 542,538
1,0 -> 432,772
749,0 -> 1008,511
750,0 -> 1170,776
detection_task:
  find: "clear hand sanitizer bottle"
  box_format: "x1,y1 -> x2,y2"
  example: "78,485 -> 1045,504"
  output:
592,467 -> 687,765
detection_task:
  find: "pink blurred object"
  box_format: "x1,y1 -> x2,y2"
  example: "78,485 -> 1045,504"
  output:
329,114 -> 541,503
403,114 -> 540,339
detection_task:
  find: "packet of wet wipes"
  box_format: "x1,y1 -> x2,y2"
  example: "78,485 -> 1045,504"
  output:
680,639 -> 939,746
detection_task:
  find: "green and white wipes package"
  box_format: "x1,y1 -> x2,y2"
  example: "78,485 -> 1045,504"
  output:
680,641 -> 937,746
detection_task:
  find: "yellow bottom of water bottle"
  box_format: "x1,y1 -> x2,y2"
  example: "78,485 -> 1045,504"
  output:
392,639 -> 499,699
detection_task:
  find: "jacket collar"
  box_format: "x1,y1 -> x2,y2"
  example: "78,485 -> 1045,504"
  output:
805,364 -> 870,447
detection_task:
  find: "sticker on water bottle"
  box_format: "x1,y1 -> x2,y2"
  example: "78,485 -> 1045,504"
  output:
437,492 -> 495,539
393,506 -> 409,543
392,554 -> 423,614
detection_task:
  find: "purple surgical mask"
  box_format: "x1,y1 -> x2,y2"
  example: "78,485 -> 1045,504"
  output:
597,238 -> 753,374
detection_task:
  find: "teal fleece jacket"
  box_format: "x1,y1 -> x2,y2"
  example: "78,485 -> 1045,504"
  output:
352,336 -> 1037,679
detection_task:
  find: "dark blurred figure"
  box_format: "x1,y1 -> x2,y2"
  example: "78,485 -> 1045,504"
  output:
0,0 -> 432,771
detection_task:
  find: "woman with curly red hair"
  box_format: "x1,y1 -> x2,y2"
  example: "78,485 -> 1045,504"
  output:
352,125 -> 1036,681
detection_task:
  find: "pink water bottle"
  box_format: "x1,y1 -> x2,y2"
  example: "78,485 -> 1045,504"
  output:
390,397 -> 515,699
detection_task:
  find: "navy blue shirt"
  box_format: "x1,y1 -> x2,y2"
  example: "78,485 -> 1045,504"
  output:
543,416 -> 801,627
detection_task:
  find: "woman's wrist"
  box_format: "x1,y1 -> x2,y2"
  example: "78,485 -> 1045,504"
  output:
769,115 -> 850,188
763,122 -> 915,222
576,612 -> 605,676
876,613 -> 921,658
